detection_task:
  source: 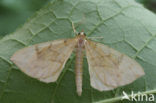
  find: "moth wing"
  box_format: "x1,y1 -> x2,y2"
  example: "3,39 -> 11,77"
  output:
85,40 -> 145,91
11,38 -> 77,83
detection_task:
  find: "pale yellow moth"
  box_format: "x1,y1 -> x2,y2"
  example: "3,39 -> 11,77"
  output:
11,29 -> 145,96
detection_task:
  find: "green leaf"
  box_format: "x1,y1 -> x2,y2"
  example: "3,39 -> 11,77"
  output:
0,0 -> 156,103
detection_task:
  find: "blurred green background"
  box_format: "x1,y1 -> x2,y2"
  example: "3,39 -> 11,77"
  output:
0,0 -> 51,38
0,0 -> 156,38
136,0 -> 156,12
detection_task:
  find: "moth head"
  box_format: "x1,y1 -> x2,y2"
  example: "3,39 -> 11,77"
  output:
77,32 -> 86,36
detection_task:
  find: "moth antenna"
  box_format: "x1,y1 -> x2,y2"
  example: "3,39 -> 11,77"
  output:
71,15 -> 86,36
87,36 -> 104,41
72,22 -> 78,35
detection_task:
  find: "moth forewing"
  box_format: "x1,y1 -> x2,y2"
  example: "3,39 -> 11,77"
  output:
84,40 -> 145,91
11,38 -> 77,83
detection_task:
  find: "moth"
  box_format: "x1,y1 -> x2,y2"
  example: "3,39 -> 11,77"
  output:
11,32 -> 145,96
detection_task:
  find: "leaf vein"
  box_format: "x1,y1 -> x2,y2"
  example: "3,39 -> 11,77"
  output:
87,5 -> 134,36
133,34 -> 156,58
